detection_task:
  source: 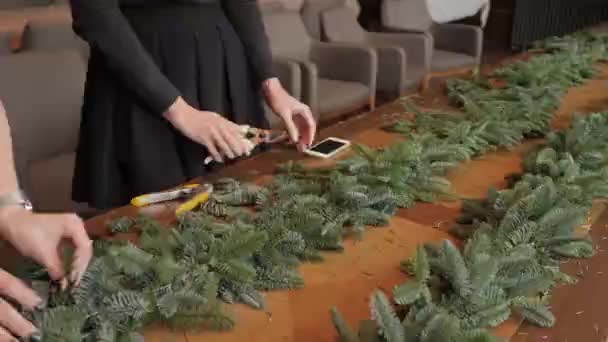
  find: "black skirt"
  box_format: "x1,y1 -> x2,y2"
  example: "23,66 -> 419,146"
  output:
72,3 -> 269,209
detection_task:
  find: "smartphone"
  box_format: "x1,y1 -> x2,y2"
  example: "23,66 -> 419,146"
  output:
304,137 -> 351,159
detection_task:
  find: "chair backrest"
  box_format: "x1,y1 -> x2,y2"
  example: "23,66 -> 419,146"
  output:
0,0 -> 52,10
258,0 -> 304,11
321,6 -> 367,43
0,31 -> 12,55
260,5 -> 312,60
381,0 -> 433,32
0,50 -> 85,192
301,0 -> 347,40
21,20 -> 90,61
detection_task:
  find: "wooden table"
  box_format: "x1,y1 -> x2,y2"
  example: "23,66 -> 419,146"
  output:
82,62 -> 608,341
2,58 -> 608,342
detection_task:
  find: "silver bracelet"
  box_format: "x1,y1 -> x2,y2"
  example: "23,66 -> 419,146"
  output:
0,190 -> 33,211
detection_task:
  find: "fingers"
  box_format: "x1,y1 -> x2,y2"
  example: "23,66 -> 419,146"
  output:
205,139 -> 223,163
0,270 -> 42,310
59,215 -> 93,286
212,129 -> 235,160
296,106 -> 316,147
219,127 -> 250,157
205,115 -> 248,162
0,326 -> 16,342
280,109 -> 300,146
0,298 -> 37,339
34,249 -> 64,283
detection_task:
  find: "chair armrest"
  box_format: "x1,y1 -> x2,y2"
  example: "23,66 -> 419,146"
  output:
309,42 -> 377,93
367,31 -> 432,73
274,57 -> 320,119
271,58 -> 302,100
295,60 -> 320,120
375,46 -> 406,97
431,23 -> 483,60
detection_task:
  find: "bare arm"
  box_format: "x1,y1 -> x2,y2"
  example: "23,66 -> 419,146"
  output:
0,101 -> 18,195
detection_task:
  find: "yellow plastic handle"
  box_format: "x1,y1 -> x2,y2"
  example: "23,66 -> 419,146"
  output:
130,184 -> 200,207
175,191 -> 211,216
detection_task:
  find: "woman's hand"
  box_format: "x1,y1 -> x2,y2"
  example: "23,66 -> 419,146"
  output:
0,207 -> 93,286
263,78 -> 316,151
164,97 -> 251,162
0,268 -> 41,340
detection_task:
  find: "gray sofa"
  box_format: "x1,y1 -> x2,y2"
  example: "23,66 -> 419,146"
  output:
0,31 -> 12,55
261,5 -> 377,121
21,20 -> 90,61
0,50 -> 95,215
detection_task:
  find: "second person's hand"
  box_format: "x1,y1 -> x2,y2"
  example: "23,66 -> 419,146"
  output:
263,78 -> 316,152
164,97 -> 251,162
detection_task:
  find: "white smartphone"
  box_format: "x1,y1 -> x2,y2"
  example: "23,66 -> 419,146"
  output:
304,137 -> 351,159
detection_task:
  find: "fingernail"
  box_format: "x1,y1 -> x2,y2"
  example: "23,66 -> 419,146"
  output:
69,271 -> 79,285
19,332 -> 41,342
34,300 -> 47,311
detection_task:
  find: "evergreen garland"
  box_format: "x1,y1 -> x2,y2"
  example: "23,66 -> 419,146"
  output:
331,31 -> 608,341
15,30 -> 608,340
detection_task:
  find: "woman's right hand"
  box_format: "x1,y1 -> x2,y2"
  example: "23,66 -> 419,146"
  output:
163,97 -> 251,163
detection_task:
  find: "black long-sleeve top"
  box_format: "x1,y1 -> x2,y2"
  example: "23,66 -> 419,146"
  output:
68,0 -> 275,115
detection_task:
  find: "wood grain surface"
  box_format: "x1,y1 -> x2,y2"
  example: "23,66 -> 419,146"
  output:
1,52 -> 607,341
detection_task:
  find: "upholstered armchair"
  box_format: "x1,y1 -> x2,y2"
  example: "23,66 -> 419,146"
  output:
0,50 -> 97,216
315,5 -> 433,97
261,6 -> 377,122
0,32 -> 12,55
264,59 -> 302,129
21,20 -> 90,61
381,0 -> 483,73
428,23 -> 483,72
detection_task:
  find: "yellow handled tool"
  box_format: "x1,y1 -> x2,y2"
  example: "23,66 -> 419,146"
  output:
175,190 -> 211,216
130,184 -> 200,207
130,184 -> 214,215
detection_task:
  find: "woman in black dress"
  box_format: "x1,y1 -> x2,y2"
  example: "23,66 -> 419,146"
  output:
68,0 -> 316,210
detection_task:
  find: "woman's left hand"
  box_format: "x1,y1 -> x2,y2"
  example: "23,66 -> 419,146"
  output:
264,78 -> 316,151
0,207 -> 93,287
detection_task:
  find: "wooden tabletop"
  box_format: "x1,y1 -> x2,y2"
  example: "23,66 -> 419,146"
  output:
79,62 -> 608,341
1,53 -> 607,341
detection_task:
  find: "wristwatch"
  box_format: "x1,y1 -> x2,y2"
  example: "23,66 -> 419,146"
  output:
0,190 -> 33,211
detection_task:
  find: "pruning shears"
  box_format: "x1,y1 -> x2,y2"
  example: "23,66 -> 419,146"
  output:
203,125 -> 289,165
130,183 -> 214,215
130,126 -> 285,214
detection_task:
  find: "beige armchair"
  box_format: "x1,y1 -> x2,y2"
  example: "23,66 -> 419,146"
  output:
381,0 -> 483,73
316,5 -> 433,97
21,20 -> 90,61
0,50 -> 95,216
261,6 -> 377,122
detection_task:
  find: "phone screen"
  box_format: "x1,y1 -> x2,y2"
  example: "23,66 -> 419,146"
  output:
310,139 -> 347,155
